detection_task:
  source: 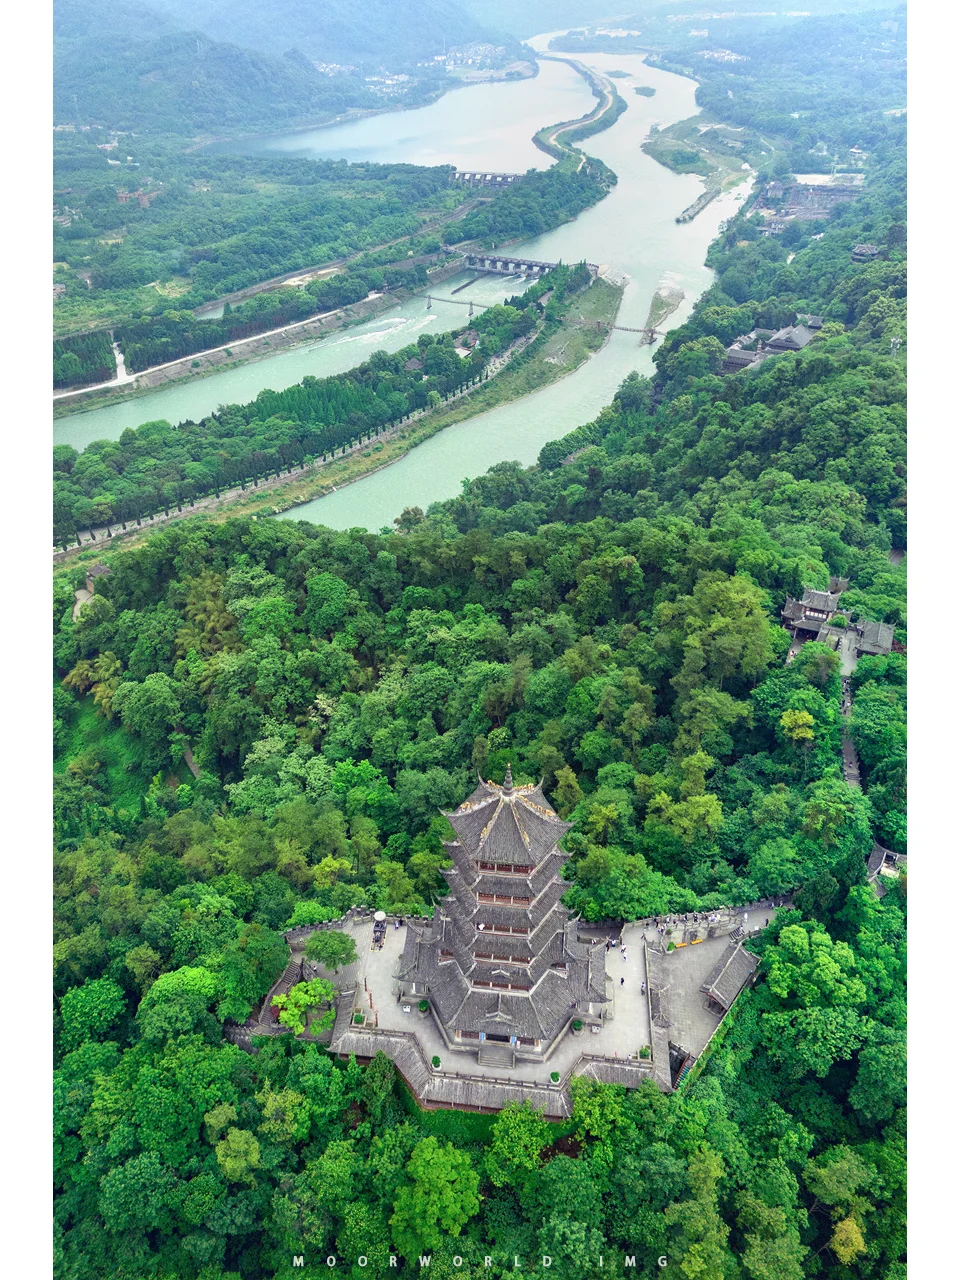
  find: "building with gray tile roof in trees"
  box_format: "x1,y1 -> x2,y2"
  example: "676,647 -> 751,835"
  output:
764,323 -> 814,353
700,941 -> 760,1013
782,586 -> 847,633
397,766 -> 609,1063
855,619 -> 896,658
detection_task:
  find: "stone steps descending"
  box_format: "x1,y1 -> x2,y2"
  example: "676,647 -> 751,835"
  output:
478,1041 -> 515,1069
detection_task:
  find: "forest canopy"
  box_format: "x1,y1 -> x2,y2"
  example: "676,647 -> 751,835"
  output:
53,7 -> 906,1278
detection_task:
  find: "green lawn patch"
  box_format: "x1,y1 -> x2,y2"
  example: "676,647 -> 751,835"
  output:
54,693 -> 157,814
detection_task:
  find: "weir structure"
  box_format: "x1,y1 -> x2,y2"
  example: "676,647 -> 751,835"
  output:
462,252 -> 599,278
451,171 -> 523,188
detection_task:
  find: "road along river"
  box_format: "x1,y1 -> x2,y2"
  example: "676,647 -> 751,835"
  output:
54,42 -> 746,529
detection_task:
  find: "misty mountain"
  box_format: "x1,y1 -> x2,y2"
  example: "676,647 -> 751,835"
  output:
144,0 -> 502,66
54,3 -> 373,135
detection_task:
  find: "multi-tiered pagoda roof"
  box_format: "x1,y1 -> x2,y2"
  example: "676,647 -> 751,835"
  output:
397,767 -> 609,1049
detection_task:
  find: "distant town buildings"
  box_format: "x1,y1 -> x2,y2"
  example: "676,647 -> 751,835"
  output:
117,188 -> 162,208
699,49 -> 749,62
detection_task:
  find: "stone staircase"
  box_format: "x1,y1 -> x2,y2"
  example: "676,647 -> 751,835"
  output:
478,1041 -> 516,1070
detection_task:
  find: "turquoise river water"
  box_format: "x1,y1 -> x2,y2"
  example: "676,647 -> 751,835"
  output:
54,37 -> 748,531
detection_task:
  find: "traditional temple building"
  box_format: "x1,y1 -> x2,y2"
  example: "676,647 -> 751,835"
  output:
396,767 -> 609,1065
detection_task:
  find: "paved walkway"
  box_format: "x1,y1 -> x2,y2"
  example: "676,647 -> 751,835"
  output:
840,674 -> 861,788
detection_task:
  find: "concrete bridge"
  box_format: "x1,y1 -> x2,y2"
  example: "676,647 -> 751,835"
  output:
452,171 -> 522,188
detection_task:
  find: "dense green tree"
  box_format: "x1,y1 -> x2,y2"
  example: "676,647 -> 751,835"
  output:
390,1137 -> 480,1258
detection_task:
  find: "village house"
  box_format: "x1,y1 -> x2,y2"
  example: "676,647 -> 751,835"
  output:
866,842 -> 906,899
85,563 -> 112,594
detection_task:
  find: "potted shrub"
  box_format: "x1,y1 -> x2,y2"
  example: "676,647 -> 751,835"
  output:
638,1046 -> 651,1059
353,1013 -> 365,1025
571,1019 -> 584,1037
550,1071 -> 560,1083
418,999 -> 430,1018
432,1055 -> 441,1069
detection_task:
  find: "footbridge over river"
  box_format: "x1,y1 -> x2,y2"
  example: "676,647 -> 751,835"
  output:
462,252 -> 599,278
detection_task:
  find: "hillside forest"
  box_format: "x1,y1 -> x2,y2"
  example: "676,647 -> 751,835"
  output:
53,8 -> 906,1280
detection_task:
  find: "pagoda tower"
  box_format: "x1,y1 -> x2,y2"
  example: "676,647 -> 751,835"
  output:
397,767 -> 609,1061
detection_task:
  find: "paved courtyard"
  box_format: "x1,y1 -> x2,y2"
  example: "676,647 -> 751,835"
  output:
296,913 -> 765,1087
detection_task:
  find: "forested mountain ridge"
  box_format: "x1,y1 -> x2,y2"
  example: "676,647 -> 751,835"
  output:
54,20 -> 374,135
53,0 -> 517,136
144,0 -> 502,66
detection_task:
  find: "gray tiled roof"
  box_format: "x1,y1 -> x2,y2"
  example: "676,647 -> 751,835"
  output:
402,774 -> 608,1044
801,588 -> 840,611
699,942 -> 760,1011
782,597 -> 804,621
444,782 -> 570,865
866,843 -> 887,877
766,324 -> 814,351
858,620 -> 895,654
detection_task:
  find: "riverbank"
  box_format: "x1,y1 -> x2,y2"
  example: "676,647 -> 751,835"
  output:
53,293 -> 394,411
53,59 -> 615,417
52,275 -> 623,558
53,261 -> 473,415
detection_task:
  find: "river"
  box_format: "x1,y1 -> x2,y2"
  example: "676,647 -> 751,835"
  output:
54,38 -> 746,530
